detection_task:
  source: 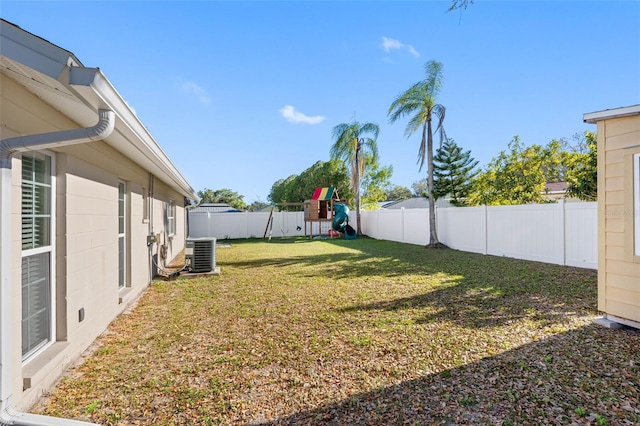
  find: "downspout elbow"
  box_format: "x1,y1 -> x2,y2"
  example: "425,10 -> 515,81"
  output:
0,109 -> 115,166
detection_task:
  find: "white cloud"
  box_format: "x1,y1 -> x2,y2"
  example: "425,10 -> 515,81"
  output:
182,81 -> 212,104
381,36 -> 420,58
279,105 -> 325,124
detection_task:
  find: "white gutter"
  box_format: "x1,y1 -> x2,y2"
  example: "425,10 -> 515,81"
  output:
0,110 -> 113,426
66,67 -> 198,201
583,104 -> 640,124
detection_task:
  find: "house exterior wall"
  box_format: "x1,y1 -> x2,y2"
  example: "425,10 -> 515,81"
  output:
597,114 -> 640,326
1,64 -> 187,410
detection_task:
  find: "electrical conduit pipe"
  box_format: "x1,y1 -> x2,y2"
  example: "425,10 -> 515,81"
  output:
0,109 -> 114,425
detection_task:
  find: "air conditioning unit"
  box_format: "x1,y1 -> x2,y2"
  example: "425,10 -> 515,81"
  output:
185,237 -> 216,273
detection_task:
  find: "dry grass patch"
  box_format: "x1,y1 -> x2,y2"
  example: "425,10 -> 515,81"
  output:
33,238 -> 639,425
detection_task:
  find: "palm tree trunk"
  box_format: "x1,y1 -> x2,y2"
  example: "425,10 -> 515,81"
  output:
355,141 -> 362,235
426,120 -> 439,246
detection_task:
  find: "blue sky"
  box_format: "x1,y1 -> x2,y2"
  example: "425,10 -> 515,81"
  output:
2,1 -> 639,204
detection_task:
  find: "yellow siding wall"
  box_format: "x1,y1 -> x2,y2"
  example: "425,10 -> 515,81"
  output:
1,73 -> 187,410
599,115 -> 640,324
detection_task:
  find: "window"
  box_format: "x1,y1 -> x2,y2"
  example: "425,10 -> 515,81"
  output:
21,152 -> 54,360
118,181 -> 126,289
167,199 -> 176,236
635,153 -> 640,256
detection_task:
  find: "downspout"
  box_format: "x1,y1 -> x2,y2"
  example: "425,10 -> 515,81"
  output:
148,173 -> 154,283
0,109 -> 114,426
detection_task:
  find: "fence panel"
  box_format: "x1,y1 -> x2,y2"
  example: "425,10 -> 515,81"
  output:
375,209 -> 405,243
190,211 -> 323,240
258,212 -> 306,239
565,202 -> 598,268
438,206 -> 487,254
188,212 -> 216,238
360,210 -> 377,238
486,204 -> 565,265
402,208 -> 430,245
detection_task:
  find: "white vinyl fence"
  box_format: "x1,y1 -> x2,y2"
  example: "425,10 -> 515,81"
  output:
189,211 -> 318,240
361,201 -> 597,269
189,201 -> 597,269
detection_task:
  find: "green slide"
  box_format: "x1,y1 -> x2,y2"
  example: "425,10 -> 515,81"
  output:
332,203 -> 357,239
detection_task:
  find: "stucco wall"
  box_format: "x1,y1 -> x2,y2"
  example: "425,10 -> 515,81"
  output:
598,114 -> 640,325
1,67 -> 187,410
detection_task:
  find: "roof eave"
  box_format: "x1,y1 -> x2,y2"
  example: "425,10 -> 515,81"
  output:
583,104 -> 640,124
67,67 -> 199,200
0,19 -> 199,201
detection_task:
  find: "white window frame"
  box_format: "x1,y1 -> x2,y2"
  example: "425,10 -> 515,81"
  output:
167,199 -> 176,237
634,153 -> 640,256
21,150 -> 56,363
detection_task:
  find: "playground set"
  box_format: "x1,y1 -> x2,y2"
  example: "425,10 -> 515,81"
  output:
263,187 -> 357,241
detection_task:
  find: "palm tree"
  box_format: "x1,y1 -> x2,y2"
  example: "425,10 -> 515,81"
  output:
330,121 -> 380,235
388,60 -> 448,248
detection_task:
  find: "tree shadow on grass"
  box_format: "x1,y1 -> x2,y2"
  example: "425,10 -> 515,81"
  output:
225,239 -> 597,330
255,323 -> 640,426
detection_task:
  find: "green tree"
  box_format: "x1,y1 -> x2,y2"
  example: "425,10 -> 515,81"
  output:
268,178 -> 289,205
433,139 -> 479,206
412,179 -> 428,198
361,156 -> 393,209
197,188 -> 247,210
564,131 -> 597,201
467,137 -> 566,206
386,185 -> 413,201
388,60 -> 448,247
296,160 -> 352,206
268,160 -> 352,207
247,200 -> 271,212
330,121 -> 380,235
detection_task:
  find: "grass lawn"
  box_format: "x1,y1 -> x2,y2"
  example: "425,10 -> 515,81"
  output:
34,238 -> 639,425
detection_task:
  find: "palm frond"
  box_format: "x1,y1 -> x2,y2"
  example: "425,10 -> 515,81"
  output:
330,120 -> 380,191
387,81 -> 425,123
406,109 -> 428,137
432,104 -> 448,148
424,60 -> 444,97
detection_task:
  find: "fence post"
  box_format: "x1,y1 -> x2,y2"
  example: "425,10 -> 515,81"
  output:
483,205 -> 488,255
560,199 -> 566,266
401,207 -> 405,243
244,211 -> 248,238
434,205 -> 438,245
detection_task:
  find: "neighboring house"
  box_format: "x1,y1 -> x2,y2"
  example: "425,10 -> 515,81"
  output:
584,104 -> 640,329
543,181 -> 581,202
0,18 -> 198,420
543,181 -> 569,201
